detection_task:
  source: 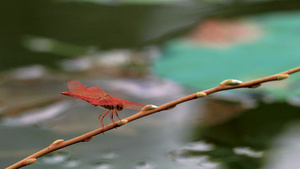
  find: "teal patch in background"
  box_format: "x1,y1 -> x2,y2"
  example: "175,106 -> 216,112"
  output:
153,11 -> 300,100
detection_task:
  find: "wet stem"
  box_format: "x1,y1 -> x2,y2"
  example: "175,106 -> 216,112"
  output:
6,66 -> 300,169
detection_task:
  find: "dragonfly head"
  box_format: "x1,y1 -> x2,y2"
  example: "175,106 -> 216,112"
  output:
116,104 -> 123,111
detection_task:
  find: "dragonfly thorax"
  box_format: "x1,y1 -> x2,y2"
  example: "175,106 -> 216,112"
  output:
101,104 -> 123,111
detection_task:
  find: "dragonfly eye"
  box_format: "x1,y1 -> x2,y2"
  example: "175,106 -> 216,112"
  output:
116,104 -> 123,111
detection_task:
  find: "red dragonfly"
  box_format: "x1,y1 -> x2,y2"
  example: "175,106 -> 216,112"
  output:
62,80 -> 145,127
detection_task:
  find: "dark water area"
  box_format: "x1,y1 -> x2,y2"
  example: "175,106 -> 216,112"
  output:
192,102 -> 300,169
1,0 -> 300,70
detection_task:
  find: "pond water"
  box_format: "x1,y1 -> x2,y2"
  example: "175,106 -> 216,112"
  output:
1,1 -> 300,169
0,77 -> 203,169
1,76 -> 300,169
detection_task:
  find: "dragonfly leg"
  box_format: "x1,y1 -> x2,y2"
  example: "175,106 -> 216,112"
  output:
98,110 -> 110,128
109,110 -> 115,123
113,109 -> 122,121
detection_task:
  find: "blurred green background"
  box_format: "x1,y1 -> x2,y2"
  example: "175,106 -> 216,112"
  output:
1,0 -> 300,169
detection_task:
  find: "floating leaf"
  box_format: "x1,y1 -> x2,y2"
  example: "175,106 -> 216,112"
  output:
154,12 -> 300,100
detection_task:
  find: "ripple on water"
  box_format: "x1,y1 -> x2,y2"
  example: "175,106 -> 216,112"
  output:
197,160 -> 221,169
172,152 -> 221,169
173,152 -> 208,165
101,151 -> 119,159
92,161 -> 112,169
40,152 -> 69,165
168,140 -> 221,168
183,141 -> 214,151
233,147 -> 264,158
134,161 -> 155,169
63,158 -> 81,168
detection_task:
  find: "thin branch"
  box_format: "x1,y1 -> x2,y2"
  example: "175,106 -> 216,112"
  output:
6,66 -> 300,169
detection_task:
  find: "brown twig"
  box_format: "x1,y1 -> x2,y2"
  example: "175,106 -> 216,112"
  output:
6,66 -> 300,169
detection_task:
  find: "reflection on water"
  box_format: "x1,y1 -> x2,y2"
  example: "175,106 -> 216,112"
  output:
183,141 -> 214,152
92,162 -> 112,169
63,158 -> 81,168
169,140 -> 220,168
1,101 -> 70,127
40,152 -> 69,165
9,65 -> 47,80
171,151 -> 220,169
233,147 -> 263,158
60,57 -> 92,72
134,161 -> 155,169
101,151 -> 119,160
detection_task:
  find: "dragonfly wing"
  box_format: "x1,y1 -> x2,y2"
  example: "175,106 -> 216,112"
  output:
66,80 -> 105,98
87,85 -> 106,97
67,80 -> 86,93
122,99 -> 145,110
